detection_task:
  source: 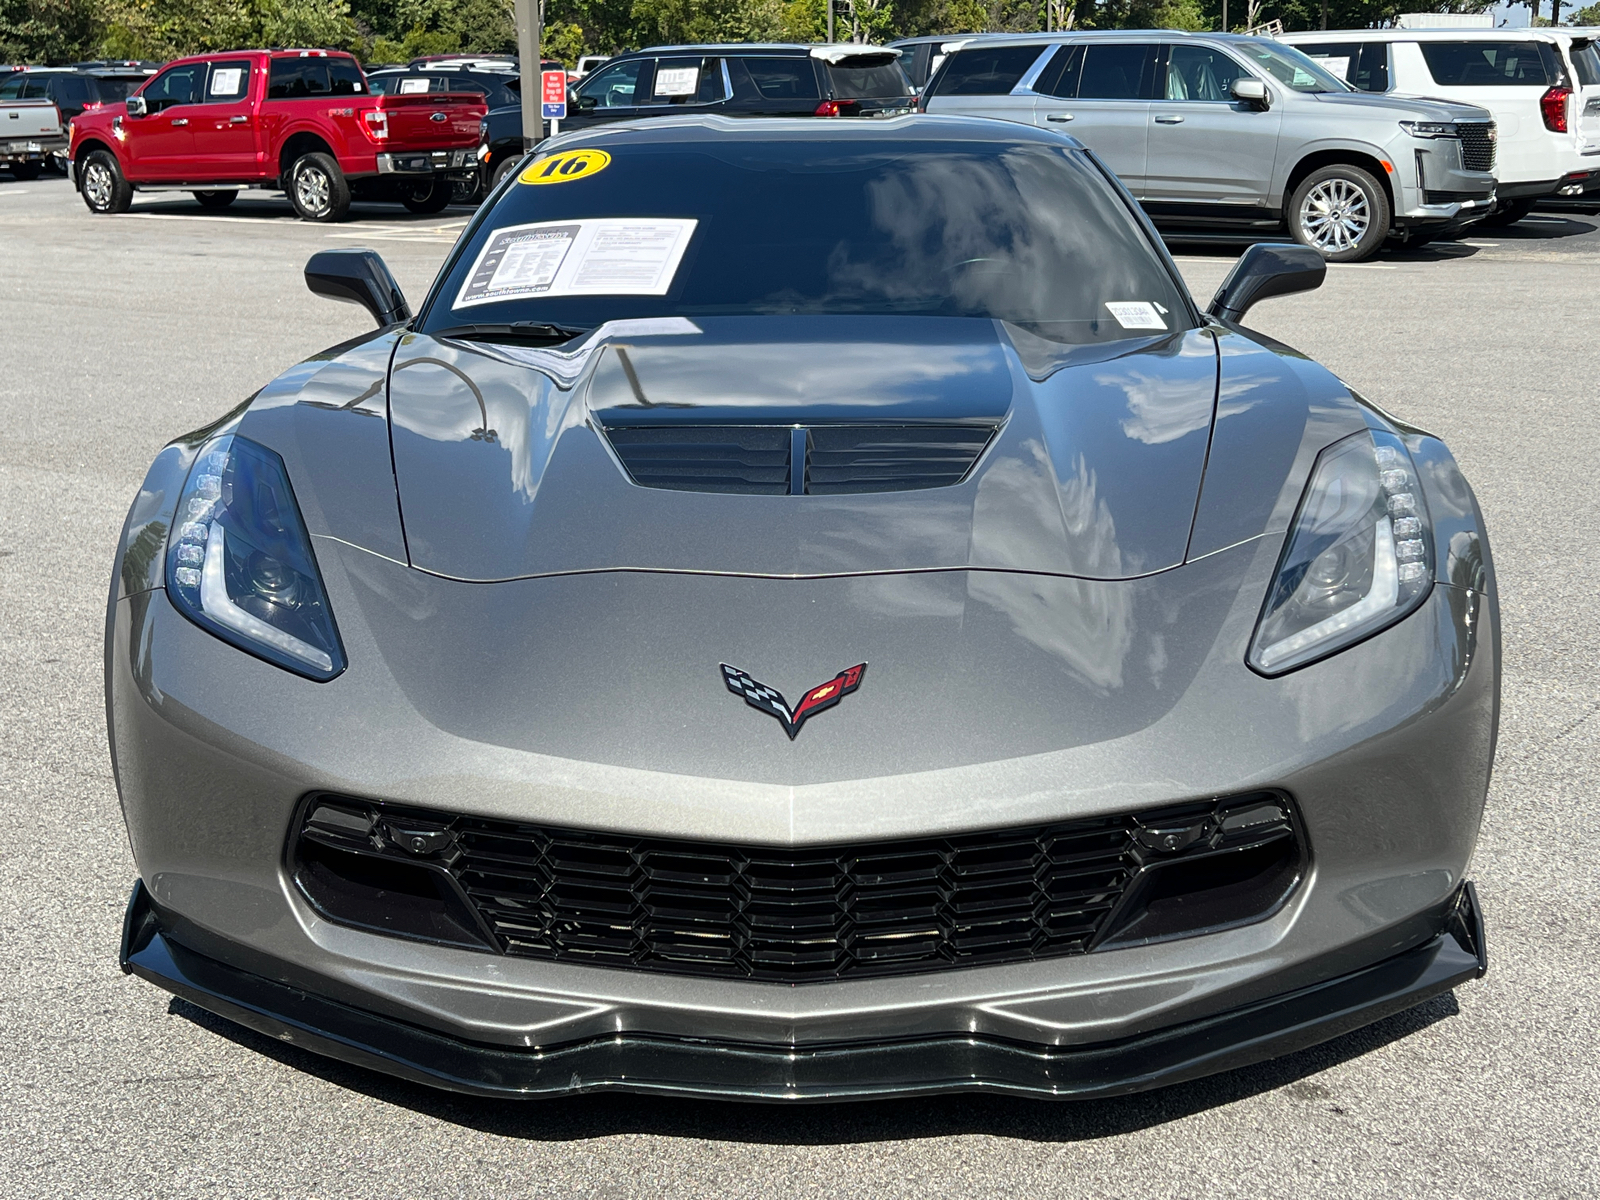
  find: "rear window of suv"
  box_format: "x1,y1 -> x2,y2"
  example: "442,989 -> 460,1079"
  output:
1420,41 -> 1560,86
826,60 -> 913,99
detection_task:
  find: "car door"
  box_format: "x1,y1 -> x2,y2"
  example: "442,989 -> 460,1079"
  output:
125,62 -> 204,180
1032,42 -> 1157,193
189,58 -> 257,179
1143,43 -> 1282,210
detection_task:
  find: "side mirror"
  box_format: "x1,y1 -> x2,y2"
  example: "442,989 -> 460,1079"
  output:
1231,78 -> 1269,109
125,95 -> 146,117
1207,242 -> 1326,324
577,94 -> 597,110
304,248 -> 411,328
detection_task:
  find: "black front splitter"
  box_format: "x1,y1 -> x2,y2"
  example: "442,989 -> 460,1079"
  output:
120,879 -> 1486,1102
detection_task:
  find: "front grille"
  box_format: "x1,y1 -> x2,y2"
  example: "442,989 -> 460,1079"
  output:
294,792 -> 1303,984
1457,121 -> 1496,173
602,423 -> 996,496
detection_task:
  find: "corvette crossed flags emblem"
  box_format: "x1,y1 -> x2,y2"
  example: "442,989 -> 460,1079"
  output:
720,662 -> 867,740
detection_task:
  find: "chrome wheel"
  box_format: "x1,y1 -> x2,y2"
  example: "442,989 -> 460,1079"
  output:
294,166 -> 331,216
82,161 -> 113,209
1299,178 -> 1371,255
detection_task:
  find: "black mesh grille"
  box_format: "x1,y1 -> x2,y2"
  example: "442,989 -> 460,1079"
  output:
294,793 -> 1302,984
1458,122 -> 1496,173
602,424 -> 995,496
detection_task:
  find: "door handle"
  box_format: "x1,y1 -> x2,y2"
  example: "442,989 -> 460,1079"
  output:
170,118 -> 188,126
1154,114 -> 1185,124
229,115 -> 247,124
1046,112 -> 1074,122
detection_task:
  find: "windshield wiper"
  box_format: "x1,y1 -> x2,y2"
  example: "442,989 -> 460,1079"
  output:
432,321 -> 591,347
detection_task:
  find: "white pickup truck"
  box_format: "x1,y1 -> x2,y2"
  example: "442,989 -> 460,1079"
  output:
0,94 -> 65,180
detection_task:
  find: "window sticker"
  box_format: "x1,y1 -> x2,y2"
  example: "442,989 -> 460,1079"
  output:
398,77 -> 430,94
1104,301 -> 1167,330
1311,56 -> 1350,80
210,67 -> 243,96
654,66 -> 700,96
518,147 -> 611,185
455,218 -> 699,308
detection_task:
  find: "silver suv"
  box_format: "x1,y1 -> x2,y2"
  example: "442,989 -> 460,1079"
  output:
923,32 -> 1498,261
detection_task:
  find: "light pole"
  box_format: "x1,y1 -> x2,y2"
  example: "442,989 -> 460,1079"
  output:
514,0 -> 544,151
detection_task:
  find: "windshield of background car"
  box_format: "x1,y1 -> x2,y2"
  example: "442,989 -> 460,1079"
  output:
1235,41 -> 1350,92
92,75 -> 147,101
827,60 -> 915,98
421,138 -> 1191,345
1420,40 -> 1559,85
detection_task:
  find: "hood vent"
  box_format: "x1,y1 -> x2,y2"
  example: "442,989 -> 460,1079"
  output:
602,424 -> 996,496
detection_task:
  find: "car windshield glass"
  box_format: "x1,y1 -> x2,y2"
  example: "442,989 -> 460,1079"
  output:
1234,41 -> 1350,92
422,138 -> 1190,345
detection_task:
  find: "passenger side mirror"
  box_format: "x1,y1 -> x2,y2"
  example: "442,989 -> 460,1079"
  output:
1231,78 -> 1269,109
125,95 -> 146,117
1207,242 -> 1325,323
304,248 -> 412,328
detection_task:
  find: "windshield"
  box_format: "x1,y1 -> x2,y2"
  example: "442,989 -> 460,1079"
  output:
421,137 -> 1190,346
1237,41 -> 1351,93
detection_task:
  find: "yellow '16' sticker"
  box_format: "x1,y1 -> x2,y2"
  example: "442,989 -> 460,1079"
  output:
519,149 -> 612,185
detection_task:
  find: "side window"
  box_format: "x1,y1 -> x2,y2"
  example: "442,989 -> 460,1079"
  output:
1035,45 -> 1085,98
1354,44 -> 1389,92
203,60 -> 252,103
21,75 -> 52,99
933,45 -> 1049,96
267,57 -> 331,100
327,57 -> 366,95
1077,44 -> 1159,100
1419,41 -> 1557,86
1163,45 -> 1248,101
737,56 -> 820,100
144,64 -> 204,112
58,75 -> 96,108
1293,42 -> 1360,85
576,58 -> 646,109
0,74 -> 23,99
649,56 -> 726,105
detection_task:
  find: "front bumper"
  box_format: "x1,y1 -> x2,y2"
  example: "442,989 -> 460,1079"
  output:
122,877 -> 1485,1101
376,148 -> 476,175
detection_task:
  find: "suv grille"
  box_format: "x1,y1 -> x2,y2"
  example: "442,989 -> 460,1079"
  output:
1458,121 -> 1496,173
293,793 -> 1303,984
603,424 -> 996,496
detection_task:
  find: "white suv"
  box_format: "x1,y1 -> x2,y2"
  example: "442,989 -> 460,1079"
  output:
1279,29 -> 1600,225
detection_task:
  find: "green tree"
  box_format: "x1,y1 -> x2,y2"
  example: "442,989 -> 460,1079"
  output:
0,0 -> 104,62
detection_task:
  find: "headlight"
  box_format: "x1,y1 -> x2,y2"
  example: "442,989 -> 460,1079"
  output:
165,434 -> 345,680
1400,121 -> 1458,139
1248,429 -> 1433,676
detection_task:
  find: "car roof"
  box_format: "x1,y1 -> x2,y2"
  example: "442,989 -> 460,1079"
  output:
1278,28 -> 1569,42
539,111 -> 1081,150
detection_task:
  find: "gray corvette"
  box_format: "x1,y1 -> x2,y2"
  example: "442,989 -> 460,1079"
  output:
110,116 -> 1497,1101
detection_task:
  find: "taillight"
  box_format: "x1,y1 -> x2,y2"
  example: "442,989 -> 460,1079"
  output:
813,99 -> 862,117
1541,85 -> 1571,133
361,108 -> 389,140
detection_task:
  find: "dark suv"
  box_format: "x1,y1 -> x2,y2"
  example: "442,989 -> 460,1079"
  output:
478,44 -> 915,190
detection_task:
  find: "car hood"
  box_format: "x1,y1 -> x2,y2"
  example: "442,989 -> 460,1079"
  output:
1309,91 -> 1493,124
382,315 -> 1223,582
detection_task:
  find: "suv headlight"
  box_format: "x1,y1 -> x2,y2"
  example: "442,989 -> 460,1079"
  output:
165,434 -> 346,680
1248,428 -> 1433,676
1400,121 -> 1458,139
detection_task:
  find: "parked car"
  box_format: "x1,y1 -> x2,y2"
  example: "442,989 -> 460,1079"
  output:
889,33 -> 1008,90
922,32 -> 1497,261
1279,28 -> 1600,225
68,50 -> 486,220
1,62 -> 159,171
574,54 -> 611,78
367,63 -> 521,110
0,89 -> 64,179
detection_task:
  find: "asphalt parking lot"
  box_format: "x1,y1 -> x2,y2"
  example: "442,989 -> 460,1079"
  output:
2,173 -> 1598,1199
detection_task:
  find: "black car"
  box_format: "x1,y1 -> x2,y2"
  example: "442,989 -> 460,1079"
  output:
478,44 -> 916,190
365,64 -> 523,111
0,61 -> 158,121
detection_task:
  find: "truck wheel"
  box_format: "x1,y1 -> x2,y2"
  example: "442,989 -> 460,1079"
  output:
1288,164 -> 1390,263
490,156 -> 521,190
80,150 -> 132,214
1482,198 -> 1535,227
193,190 -> 236,209
401,177 -> 452,215
288,152 -> 350,223
450,170 -> 483,205
10,161 -> 41,181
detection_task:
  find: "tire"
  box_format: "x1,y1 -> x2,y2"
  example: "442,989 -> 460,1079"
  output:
193,190 -> 236,209
10,160 -> 41,181
79,149 -> 132,214
1482,197 -> 1535,227
1287,164 -> 1391,263
490,156 -> 520,190
401,177 -> 452,214
450,170 -> 483,206
287,151 -> 350,223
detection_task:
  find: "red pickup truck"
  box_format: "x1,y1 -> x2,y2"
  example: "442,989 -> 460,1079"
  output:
69,49 -> 486,221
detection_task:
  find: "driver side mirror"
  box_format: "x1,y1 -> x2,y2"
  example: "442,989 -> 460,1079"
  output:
125,95 -> 146,117
1207,242 -> 1325,324
1231,78 -> 1269,109
304,248 -> 411,328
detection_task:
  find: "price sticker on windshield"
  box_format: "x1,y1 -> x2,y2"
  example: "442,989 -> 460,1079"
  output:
1104,301 -> 1167,330
519,148 -> 611,186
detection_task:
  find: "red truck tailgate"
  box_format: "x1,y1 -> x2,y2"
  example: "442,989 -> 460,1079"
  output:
377,93 -> 486,149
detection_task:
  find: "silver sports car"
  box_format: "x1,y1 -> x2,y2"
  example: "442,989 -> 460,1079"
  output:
110,116 -> 1497,1101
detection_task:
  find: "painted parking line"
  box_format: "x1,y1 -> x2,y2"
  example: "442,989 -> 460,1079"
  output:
124,211 -> 300,223
0,188 -> 30,196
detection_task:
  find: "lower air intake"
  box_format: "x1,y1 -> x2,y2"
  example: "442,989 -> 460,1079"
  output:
293,793 -> 1304,984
